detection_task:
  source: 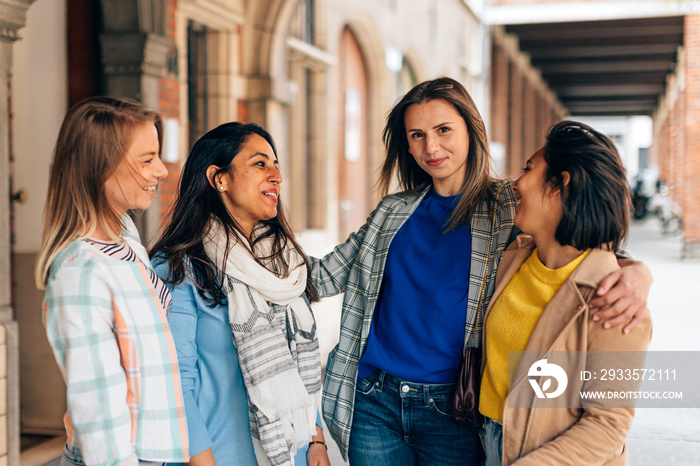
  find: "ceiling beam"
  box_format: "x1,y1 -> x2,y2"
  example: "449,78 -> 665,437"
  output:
546,72 -> 670,86
527,43 -> 679,59
508,24 -> 683,42
555,83 -> 666,97
566,102 -> 657,113
535,60 -> 675,74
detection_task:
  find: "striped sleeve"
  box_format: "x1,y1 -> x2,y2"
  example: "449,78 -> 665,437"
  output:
43,256 -> 139,466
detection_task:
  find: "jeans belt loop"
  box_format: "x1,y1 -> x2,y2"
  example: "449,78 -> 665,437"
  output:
376,370 -> 386,391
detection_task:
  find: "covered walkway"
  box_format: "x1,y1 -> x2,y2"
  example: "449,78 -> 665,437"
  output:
488,6 -> 699,257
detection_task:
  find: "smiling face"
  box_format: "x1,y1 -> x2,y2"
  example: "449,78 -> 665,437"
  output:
103,122 -> 167,217
404,99 -> 470,196
215,133 -> 282,237
512,148 -> 563,240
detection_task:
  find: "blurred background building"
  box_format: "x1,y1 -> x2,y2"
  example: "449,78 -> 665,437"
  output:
0,0 -> 698,463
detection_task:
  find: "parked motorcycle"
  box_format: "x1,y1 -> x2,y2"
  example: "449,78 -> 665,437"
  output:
648,181 -> 683,236
632,180 -> 651,220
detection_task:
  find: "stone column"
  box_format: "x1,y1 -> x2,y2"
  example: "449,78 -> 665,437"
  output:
99,0 -> 177,243
0,1 -> 36,464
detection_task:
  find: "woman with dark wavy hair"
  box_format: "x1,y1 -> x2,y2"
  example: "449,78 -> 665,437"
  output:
151,122 -> 329,466
312,78 -> 653,466
479,120 -> 652,465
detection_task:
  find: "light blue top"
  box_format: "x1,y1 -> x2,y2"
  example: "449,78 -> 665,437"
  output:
155,260 -> 316,465
357,187 -> 472,384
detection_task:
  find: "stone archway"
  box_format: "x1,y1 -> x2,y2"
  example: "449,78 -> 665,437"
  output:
339,16 -> 388,207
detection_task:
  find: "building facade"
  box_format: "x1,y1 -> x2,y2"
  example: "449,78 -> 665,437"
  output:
7,0 -> 498,457
3,0 -> 698,462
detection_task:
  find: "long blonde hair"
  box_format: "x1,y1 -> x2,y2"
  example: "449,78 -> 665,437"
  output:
36,97 -> 164,289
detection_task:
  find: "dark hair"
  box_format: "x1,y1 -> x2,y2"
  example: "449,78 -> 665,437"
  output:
543,120 -> 630,251
150,122 -> 318,305
380,77 -> 497,231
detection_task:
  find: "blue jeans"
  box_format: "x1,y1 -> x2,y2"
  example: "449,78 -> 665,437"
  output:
60,443 -> 164,466
348,369 -> 484,466
480,417 -> 503,466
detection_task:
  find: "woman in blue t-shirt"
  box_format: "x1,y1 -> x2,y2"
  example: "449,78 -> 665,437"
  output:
312,77 -> 653,465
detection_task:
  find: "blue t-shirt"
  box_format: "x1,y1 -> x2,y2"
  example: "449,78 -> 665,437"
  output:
357,187 -> 472,384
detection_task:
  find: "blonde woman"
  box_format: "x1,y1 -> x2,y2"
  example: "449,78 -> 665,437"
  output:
37,97 -> 189,465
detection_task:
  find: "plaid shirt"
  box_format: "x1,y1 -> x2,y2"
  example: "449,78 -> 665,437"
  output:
311,182 -> 518,459
43,217 -> 189,465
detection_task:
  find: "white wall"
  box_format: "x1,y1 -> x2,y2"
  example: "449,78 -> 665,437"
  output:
12,0 -> 68,254
574,115 -> 652,181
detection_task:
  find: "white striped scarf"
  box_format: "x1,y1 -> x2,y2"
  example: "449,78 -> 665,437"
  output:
203,220 -> 321,466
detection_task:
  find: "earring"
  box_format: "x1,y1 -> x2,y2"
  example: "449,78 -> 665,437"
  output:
219,186 -> 224,191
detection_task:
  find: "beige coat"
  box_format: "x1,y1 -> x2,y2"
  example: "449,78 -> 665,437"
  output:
481,235 -> 652,465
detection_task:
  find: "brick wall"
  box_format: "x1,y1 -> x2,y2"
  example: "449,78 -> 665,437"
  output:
159,0 -> 180,227
651,15 -> 700,256
682,15 -> 700,247
490,31 -> 567,180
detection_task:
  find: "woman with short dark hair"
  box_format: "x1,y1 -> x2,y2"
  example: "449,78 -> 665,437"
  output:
479,120 -> 652,465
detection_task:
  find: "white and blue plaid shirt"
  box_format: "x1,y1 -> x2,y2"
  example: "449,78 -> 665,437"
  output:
43,217 -> 189,465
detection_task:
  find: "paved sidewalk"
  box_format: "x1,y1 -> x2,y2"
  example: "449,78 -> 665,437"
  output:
623,217 -> 700,466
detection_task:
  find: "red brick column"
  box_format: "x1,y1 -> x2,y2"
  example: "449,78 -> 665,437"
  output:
490,42 -> 509,148
683,15 -> 700,256
159,0 -> 180,228
508,62 -> 524,179
522,80 -> 537,159
670,88 -> 685,214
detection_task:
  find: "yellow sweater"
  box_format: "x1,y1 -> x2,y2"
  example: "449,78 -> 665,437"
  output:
479,247 -> 590,421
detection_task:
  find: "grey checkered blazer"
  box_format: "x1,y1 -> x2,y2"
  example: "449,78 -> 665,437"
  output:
311,181 -> 518,459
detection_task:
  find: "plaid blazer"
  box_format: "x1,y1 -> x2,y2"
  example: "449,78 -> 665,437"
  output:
43,217 -> 189,465
311,182 -> 518,459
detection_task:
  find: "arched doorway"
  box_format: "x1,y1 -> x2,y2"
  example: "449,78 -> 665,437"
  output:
337,27 -> 369,240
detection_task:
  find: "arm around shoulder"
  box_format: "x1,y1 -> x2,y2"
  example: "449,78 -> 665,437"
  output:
310,198 -> 385,297
589,258 -> 653,333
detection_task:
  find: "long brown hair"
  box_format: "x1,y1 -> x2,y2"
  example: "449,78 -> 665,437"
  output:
36,97 -> 164,288
150,122 -> 319,305
380,77 -> 497,231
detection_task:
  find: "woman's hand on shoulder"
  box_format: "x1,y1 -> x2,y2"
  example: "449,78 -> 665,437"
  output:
588,258 -> 652,334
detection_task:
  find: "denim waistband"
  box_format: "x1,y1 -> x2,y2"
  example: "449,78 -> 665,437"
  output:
367,369 -> 457,400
